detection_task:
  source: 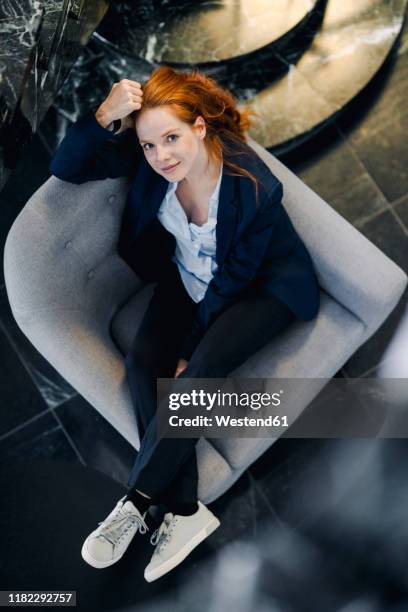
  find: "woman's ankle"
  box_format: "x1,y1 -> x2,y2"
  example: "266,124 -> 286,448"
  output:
124,488 -> 153,512
135,488 -> 151,499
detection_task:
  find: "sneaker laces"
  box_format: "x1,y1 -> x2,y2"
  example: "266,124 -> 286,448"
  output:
97,504 -> 149,547
150,512 -> 175,549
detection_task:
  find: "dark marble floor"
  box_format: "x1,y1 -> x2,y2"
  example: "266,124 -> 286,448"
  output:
54,0 -> 407,152
0,17 -> 407,612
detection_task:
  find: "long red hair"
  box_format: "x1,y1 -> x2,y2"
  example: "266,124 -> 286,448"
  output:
134,66 -> 262,203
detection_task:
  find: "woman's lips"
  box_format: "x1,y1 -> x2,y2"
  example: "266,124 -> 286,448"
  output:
161,162 -> 180,173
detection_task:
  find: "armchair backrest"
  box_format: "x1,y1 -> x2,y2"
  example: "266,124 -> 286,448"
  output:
4,175 -> 139,324
247,138 -> 407,341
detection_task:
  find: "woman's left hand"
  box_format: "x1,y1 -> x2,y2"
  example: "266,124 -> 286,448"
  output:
174,358 -> 188,377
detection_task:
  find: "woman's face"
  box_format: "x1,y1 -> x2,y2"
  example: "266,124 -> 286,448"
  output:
135,106 -> 205,181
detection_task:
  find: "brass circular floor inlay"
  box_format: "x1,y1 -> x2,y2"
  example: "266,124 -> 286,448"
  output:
96,0 -> 318,64
243,0 -> 407,149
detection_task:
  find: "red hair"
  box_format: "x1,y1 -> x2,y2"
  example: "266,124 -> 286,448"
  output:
134,66 -> 262,203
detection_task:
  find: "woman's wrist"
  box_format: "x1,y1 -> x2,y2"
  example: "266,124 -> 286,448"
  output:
94,108 -> 122,134
95,105 -> 113,129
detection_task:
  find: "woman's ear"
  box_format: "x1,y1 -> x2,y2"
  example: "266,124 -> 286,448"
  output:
194,115 -> 206,140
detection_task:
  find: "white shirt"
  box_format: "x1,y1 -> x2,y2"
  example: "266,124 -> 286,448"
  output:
157,166 -> 223,302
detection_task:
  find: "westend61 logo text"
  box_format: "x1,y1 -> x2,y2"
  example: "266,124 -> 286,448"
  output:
168,389 -> 283,411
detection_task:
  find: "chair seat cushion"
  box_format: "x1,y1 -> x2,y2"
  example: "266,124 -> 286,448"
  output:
111,286 -> 365,471
110,283 -> 156,355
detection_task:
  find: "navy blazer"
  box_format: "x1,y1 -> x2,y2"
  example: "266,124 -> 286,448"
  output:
50,110 -> 320,359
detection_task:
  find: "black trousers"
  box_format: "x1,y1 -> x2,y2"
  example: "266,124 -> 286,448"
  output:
124,261 -> 295,507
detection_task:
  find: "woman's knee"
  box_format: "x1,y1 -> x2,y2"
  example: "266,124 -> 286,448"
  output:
184,351 -> 231,378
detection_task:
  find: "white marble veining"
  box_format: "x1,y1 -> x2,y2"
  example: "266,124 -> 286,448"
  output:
0,0 -> 108,189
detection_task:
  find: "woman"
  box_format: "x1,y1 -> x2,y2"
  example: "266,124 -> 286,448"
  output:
50,66 -> 320,582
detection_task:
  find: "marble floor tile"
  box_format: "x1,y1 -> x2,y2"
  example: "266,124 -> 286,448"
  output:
247,438 -> 334,530
325,167 -> 388,226
0,410 -> 79,463
334,37 -> 408,204
347,113 -> 408,203
55,393 -> 137,487
295,1 -> 407,116
296,439 -> 408,599
281,123 -> 369,204
52,39 -> 152,124
287,377 -> 392,439
357,209 -> 408,275
247,437 -> 320,481
37,104 -> 71,154
397,9 -> 408,56
209,470 -> 285,546
246,64 -> 337,150
0,324 -> 50,438
392,193 -> 408,231
337,36 -> 408,149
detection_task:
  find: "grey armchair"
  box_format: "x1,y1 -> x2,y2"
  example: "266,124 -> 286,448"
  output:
4,138 -> 407,503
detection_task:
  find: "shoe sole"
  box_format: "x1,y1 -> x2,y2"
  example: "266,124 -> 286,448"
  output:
144,515 -> 220,582
81,538 -> 125,569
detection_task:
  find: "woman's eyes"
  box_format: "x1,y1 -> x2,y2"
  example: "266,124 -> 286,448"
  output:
142,134 -> 179,151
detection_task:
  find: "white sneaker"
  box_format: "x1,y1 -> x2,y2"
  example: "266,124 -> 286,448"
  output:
144,501 -> 220,582
81,495 -> 149,568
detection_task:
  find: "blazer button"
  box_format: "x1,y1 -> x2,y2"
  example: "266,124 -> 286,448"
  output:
65,240 -> 72,249
87,270 -> 95,279
108,194 -> 116,203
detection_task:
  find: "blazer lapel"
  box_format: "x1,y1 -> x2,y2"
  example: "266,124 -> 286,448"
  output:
131,166 -> 168,233
216,170 -> 239,266
145,171 -> 169,219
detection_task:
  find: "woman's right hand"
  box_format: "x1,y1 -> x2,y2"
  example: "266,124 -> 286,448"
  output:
95,79 -> 143,129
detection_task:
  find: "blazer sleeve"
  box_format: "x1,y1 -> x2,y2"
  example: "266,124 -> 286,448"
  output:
49,110 -> 143,184
179,181 -> 284,361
